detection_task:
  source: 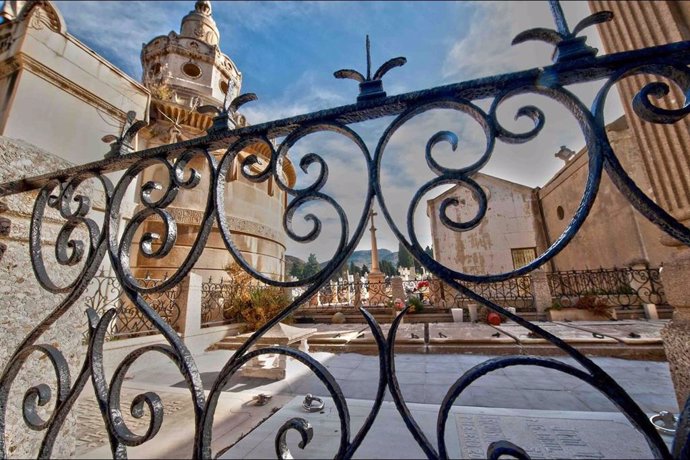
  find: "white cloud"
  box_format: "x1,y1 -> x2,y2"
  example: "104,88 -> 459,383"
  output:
242,71 -> 348,124
56,1 -> 183,78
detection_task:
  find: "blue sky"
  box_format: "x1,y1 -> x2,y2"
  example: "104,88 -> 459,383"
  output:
55,1 -> 625,261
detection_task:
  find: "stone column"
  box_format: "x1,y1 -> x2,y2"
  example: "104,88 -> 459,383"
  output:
366,207 -> 387,304
178,271 -> 202,338
368,208 -> 381,274
589,1 -> 690,221
660,257 -> 690,407
530,269 -> 552,316
353,277 -> 362,308
589,0 -> 690,407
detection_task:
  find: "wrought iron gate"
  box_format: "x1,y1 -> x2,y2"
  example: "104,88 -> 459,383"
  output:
1,1 -> 689,458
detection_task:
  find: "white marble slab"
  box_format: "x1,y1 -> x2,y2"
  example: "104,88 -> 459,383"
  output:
225,396 -> 664,459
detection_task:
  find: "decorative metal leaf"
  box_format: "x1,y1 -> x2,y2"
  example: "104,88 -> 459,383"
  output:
197,105 -> 221,115
511,28 -> 563,46
228,93 -> 258,113
373,57 -> 407,81
334,69 -> 365,83
125,110 -> 136,126
123,120 -> 148,143
572,11 -> 613,37
101,134 -> 118,144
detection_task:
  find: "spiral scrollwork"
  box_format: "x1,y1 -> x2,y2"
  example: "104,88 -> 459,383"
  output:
113,148 -> 216,294
275,418 -> 313,459
2,10 -> 690,459
593,63 -> 690,247
30,175 -> 111,294
215,123 -> 373,288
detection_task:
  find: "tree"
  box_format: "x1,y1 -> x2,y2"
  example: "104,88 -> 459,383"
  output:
349,261 -> 361,278
302,253 -> 320,279
289,260 -> 304,279
397,241 -> 414,268
380,260 -> 396,277
349,261 -> 358,275
361,264 -> 369,275
424,245 -> 434,259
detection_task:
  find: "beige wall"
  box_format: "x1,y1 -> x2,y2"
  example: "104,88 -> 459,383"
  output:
427,173 -> 542,275
538,118 -> 674,270
427,117 -> 673,273
0,3 -> 149,165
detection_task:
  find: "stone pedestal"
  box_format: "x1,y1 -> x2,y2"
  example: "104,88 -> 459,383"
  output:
530,269 -> 552,315
660,249 -> 690,408
391,276 -> 405,302
367,271 -> 387,305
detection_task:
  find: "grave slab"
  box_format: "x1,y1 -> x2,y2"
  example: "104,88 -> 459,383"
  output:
428,323 -> 516,344
350,323 -> 426,344
494,323 -> 619,345
226,396 -> 665,459
556,321 -> 664,345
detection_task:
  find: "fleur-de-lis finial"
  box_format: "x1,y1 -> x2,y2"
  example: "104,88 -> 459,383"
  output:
198,82 -> 257,133
102,111 -> 148,158
511,0 -> 613,63
334,35 -> 407,102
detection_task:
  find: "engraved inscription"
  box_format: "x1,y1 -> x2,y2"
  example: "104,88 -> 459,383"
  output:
455,413 -> 651,459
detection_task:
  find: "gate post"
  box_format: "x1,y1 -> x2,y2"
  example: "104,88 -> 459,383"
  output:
660,252 -> 690,408
530,269 -> 552,316
177,271 -> 202,338
391,276 -> 405,302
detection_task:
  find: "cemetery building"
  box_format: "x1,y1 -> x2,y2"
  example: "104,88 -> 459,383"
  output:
427,116 -> 676,274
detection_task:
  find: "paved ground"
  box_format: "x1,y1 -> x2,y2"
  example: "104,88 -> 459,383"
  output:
104,349 -> 678,415
74,325 -> 679,457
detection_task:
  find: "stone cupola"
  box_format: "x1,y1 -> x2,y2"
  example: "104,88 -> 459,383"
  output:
140,0 -> 241,142
180,0 -> 219,46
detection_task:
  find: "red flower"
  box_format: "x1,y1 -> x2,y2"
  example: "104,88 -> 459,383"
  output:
394,298 -> 405,311
417,280 -> 429,289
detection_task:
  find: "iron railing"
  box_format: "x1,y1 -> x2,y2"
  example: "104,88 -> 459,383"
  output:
299,280 -> 393,308
548,267 -> 666,309
1,1 -> 689,458
446,276 -> 534,311
83,272 -> 181,341
200,277 -> 243,327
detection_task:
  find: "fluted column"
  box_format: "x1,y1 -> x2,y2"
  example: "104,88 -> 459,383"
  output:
589,0 -> 690,408
589,1 -> 690,223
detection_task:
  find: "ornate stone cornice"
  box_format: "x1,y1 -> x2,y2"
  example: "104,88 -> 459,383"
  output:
0,56 -> 20,80
141,34 -> 240,82
9,53 -> 129,120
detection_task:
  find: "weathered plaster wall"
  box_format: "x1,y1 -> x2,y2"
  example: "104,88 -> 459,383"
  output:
427,173 -> 541,275
538,117 -> 674,270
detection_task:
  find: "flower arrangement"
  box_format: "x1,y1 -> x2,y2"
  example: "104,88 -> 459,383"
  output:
406,296 -> 424,314
393,298 -> 405,311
